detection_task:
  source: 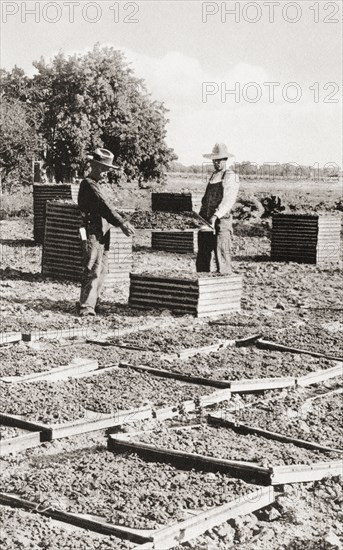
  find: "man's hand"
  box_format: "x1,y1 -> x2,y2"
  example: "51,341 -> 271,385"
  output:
209,215 -> 218,228
120,221 -> 135,236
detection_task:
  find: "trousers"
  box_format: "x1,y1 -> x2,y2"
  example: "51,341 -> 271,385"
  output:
79,234 -> 109,311
196,218 -> 233,274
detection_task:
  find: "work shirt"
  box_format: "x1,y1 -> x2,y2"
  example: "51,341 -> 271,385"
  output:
78,177 -> 124,241
199,169 -> 240,221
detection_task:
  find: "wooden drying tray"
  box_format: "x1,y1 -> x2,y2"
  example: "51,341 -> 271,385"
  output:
0,485 -> 274,550
0,358 -> 98,384
119,362 -> 296,393
108,435 -> 271,484
109,420 -> 342,486
0,388 -> 231,441
208,414 -> 343,455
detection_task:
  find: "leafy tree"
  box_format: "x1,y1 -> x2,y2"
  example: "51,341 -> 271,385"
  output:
31,44 -> 176,182
0,98 -> 40,189
0,66 -> 31,102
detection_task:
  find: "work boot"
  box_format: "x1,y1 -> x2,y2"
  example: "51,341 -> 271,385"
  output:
95,301 -> 109,314
79,307 -> 96,317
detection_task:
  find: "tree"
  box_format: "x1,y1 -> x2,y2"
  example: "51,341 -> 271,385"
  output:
31,44 -> 176,182
0,98 -> 40,188
0,66 -> 31,102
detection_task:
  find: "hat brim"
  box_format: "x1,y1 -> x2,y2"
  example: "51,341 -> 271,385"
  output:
203,153 -> 235,160
87,155 -> 119,169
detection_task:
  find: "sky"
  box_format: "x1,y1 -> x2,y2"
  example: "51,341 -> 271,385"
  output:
1,0 -> 342,167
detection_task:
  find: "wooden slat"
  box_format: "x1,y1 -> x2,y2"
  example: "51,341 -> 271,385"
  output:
296,363 -> 343,386
0,493 -> 151,544
129,282 -> 199,293
44,228 -> 81,238
154,389 -> 231,421
197,301 -> 241,314
0,414 -> 52,441
235,333 -> 264,346
129,292 -> 199,304
0,358 -> 98,384
0,332 -> 22,345
197,308 -> 240,318
151,487 -> 274,549
43,235 -> 82,243
118,362 -> 231,389
132,285 -> 241,303
198,276 -> 242,287
129,298 -> 197,312
271,460 -> 343,485
256,338 -> 343,362
208,415 -> 343,454
199,286 -> 242,297
230,376 -> 295,393
48,406 -> 156,440
177,339 -> 236,359
108,437 -> 271,480
0,431 -> 41,456
130,274 -> 199,287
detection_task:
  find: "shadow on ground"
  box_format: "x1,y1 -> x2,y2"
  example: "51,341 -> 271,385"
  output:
0,268 -> 43,282
0,238 -> 38,247
233,254 -> 270,262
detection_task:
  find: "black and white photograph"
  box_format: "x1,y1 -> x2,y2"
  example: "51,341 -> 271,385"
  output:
0,1 -> 342,548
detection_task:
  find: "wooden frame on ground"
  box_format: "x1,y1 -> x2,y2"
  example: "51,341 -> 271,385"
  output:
0,388 -> 231,442
0,484 -> 274,550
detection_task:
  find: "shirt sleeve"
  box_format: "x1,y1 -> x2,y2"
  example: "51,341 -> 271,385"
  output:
214,171 -> 240,219
89,180 -> 125,227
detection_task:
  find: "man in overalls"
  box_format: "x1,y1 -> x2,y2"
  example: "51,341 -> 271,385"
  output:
78,148 -> 135,316
196,143 -> 239,274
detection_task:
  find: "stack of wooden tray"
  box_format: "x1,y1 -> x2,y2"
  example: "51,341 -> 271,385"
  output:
149,191 -> 204,253
33,183 -> 79,243
271,214 -> 341,264
151,230 -> 198,254
129,273 -> 242,317
151,192 -> 202,213
42,200 -> 132,286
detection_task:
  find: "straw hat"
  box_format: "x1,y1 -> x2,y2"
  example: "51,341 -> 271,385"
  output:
203,143 -> 234,160
87,148 -> 118,168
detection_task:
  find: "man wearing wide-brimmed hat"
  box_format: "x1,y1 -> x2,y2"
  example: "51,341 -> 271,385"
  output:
77,148 -> 135,316
196,143 -> 239,274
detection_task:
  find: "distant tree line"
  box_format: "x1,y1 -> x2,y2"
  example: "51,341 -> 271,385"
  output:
169,160 -> 340,179
0,44 -> 176,189
233,161 -> 340,179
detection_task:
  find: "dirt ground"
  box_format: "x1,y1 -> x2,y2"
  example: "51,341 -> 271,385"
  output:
0,180 -> 342,549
